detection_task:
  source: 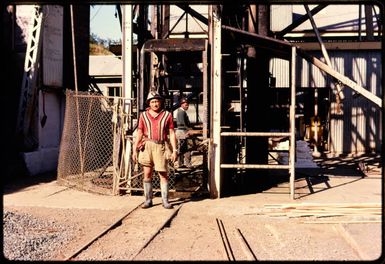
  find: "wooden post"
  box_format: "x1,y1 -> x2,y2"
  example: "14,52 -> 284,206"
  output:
289,46 -> 296,200
209,5 -> 222,198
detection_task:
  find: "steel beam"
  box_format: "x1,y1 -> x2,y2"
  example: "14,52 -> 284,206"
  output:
221,132 -> 291,137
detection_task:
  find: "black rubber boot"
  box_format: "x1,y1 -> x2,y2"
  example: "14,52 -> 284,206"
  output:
142,181 -> 153,209
160,182 -> 174,209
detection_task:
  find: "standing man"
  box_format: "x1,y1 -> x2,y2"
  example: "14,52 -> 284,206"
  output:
176,98 -> 192,168
132,91 -> 178,209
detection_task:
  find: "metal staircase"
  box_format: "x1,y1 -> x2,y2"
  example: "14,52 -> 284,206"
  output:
16,5 -> 44,149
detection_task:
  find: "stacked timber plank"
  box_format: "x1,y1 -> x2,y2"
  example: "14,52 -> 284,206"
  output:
261,203 -> 381,218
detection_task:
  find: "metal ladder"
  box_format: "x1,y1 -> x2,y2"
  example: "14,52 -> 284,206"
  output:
219,47 -> 297,199
221,51 -> 246,164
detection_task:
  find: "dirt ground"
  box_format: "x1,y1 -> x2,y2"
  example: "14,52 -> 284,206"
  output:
3,154 -> 383,261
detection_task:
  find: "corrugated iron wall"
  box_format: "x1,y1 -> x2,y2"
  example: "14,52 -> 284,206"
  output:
270,51 -> 382,154
270,5 -> 292,32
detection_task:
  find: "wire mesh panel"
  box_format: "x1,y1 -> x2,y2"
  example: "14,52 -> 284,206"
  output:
57,90 -> 126,195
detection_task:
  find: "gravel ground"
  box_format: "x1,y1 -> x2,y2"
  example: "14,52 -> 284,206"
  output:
3,210 -> 76,261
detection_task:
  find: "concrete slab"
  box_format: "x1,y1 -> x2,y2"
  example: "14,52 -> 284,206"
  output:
3,181 -> 144,210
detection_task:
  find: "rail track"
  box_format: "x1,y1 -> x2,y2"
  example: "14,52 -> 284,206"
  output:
63,201 -> 184,261
216,218 -> 258,261
63,204 -> 260,261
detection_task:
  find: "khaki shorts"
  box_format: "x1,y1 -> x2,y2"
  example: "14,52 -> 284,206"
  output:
138,141 -> 170,172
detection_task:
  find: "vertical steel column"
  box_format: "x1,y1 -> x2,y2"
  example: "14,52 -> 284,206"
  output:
365,5 -> 374,40
139,47 -> 145,111
150,5 -> 158,91
289,46 -> 296,200
122,5 -> 133,193
160,5 -> 170,39
203,39 -> 209,140
209,5 -> 222,198
122,5 -> 133,100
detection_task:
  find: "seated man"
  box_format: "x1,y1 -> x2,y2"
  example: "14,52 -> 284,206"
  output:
175,98 -> 192,168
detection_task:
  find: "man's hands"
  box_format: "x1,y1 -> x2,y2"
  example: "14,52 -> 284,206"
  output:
171,150 -> 177,163
132,150 -> 137,163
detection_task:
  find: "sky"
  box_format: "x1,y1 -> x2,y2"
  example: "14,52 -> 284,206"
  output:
90,5 -> 122,42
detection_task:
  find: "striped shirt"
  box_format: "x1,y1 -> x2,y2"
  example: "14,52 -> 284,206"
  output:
138,109 -> 174,142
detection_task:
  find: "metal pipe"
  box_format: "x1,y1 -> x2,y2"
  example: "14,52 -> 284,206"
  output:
221,164 -> 291,169
289,46 -> 296,199
139,46 -> 145,111
221,132 -> 291,137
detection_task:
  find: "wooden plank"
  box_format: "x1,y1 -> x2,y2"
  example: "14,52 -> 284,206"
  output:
302,220 -> 381,224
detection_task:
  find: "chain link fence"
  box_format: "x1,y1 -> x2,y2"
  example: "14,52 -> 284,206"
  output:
58,91 -> 120,194
57,90 -> 208,196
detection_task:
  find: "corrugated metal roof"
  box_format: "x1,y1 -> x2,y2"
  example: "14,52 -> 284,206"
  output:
89,55 -> 122,76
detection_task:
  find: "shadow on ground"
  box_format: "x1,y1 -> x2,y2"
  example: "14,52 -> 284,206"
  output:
3,170 -> 57,195
221,153 -> 381,198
